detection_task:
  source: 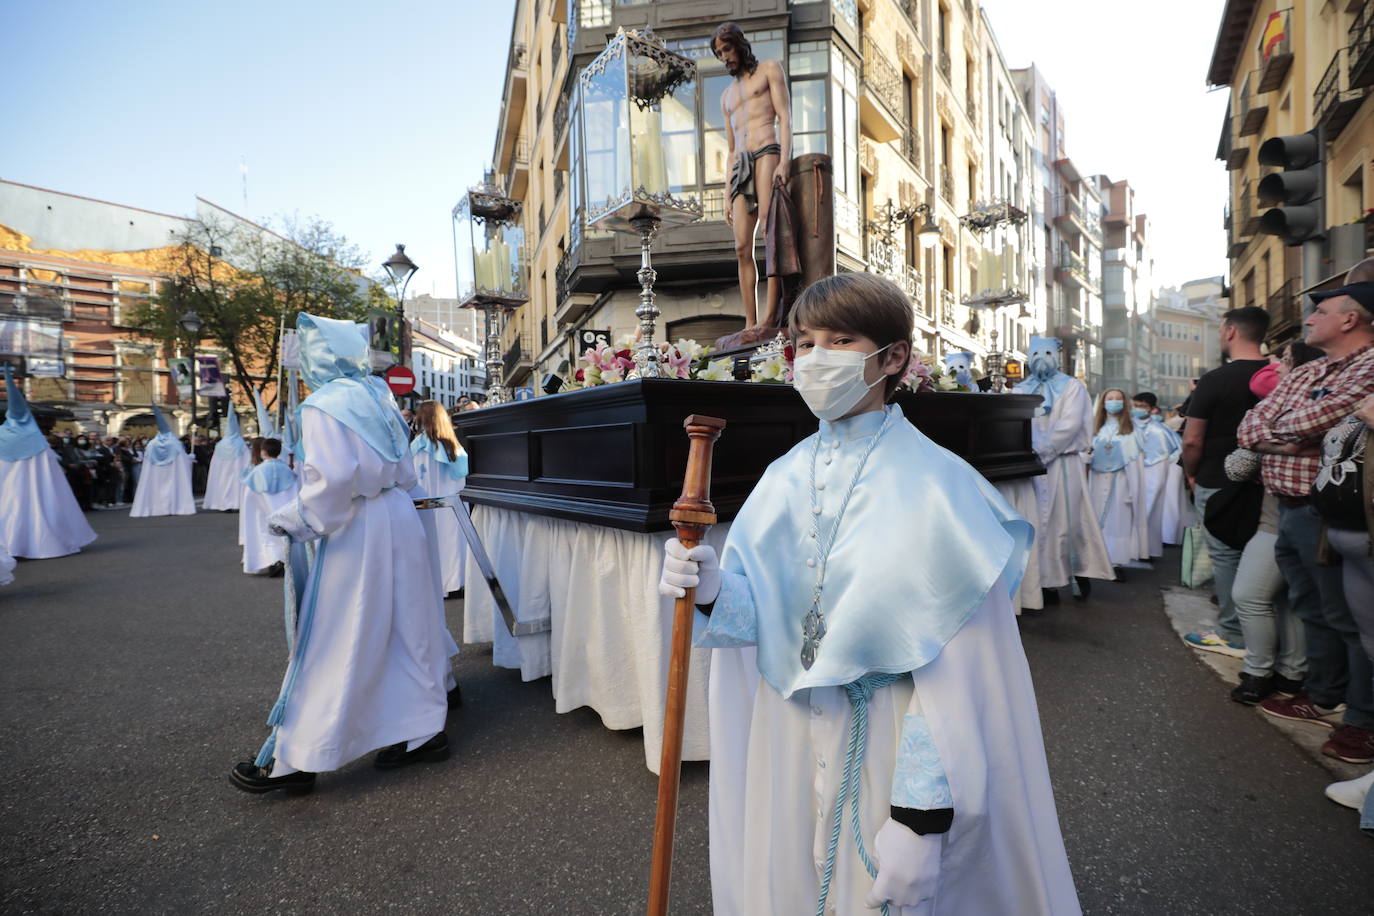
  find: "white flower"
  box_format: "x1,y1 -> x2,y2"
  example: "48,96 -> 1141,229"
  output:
697,359 -> 735,382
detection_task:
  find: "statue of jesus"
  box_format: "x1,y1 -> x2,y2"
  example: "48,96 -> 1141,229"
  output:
714,22 -> 792,330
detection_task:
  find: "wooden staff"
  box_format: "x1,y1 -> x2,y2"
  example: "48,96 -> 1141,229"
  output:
647,414 -> 726,916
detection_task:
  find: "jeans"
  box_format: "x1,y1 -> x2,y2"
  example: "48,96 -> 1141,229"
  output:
1232,530 -> 1306,680
1275,506 -> 1374,730
1326,527 -> 1374,727
1195,485 -> 1244,645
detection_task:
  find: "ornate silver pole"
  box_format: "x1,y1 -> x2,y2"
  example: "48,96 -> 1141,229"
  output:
484,303 -> 509,404
987,325 -> 1006,393
632,215 -> 662,378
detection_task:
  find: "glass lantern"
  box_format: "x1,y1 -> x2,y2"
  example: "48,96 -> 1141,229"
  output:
452,175 -> 528,309
577,28 -> 702,234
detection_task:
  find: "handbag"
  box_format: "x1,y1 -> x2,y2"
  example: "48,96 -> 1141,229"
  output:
1203,480 -> 1266,550
1181,524 -> 1214,589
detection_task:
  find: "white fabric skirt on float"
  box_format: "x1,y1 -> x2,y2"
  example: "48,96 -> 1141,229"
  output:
202,450 -> 249,510
1089,468 -> 1137,567
130,453 -> 196,517
0,451 -> 97,559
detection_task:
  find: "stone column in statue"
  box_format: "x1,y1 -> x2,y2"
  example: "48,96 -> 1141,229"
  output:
714,22 -> 791,332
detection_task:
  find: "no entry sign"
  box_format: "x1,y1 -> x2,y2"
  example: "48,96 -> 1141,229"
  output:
384,365 -> 416,396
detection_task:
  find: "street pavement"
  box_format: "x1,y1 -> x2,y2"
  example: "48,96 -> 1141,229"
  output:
1,509 -> 1371,914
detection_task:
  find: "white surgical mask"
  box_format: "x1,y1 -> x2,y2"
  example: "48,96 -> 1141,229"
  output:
1104,399 -> 1124,415
792,343 -> 892,422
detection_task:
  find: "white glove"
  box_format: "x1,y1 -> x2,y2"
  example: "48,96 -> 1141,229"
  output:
864,819 -> 943,910
658,538 -> 721,605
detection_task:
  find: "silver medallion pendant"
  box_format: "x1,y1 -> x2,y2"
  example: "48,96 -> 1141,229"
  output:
801,600 -> 826,669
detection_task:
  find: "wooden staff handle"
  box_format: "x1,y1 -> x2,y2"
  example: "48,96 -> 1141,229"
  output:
647,414 -> 726,916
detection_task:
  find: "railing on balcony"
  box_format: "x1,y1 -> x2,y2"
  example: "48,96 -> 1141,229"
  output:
939,48 -> 952,81
894,264 -> 923,313
553,91 -> 571,144
900,126 -> 919,168
1314,46 -> 1367,138
554,169 -> 565,200
503,334 -> 523,376
510,43 -> 528,73
1239,178 -> 1256,235
940,163 -> 954,201
1352,3 -> 1373,90
1237,70 -> 1269,136
1058,245 -> 1090,284
551,31 -> 563,71
1266,278 -> 1300,340
940,289 -> 956,326
555,249 -> 571,307
862,37 -> 904,119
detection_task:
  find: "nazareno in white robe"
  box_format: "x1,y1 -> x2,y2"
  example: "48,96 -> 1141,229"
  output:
265,409 -> 450,774
411,439 -> 468,595
202,442 -> 249,511
129,447 -> 195,517
0,448 -> 96,559
1088,420 -> 1143,568
241,461 -> 299,574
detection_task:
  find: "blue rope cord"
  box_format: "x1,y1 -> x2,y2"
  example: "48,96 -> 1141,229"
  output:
815,672 -> 903,916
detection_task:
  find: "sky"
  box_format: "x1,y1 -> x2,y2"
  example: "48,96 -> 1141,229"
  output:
4,0 -> 1229,298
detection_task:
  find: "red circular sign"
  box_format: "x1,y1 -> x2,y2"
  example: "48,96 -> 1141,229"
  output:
384,365 -> 416,395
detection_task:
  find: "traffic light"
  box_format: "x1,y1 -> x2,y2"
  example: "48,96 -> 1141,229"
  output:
1256,130 -> 1323,245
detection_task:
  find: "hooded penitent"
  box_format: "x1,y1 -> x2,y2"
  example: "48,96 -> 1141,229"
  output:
296,313 -> 410,463
942,351 -> 977,391
144,402 -> 184,466
215,400 -> 248,459
1014,336 -> 1071,413
0,365 -> 48,462
252,388 -> 279,440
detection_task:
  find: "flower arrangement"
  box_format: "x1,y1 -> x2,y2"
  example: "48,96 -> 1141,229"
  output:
571,337 -> 718,388
897,352 -> 943,394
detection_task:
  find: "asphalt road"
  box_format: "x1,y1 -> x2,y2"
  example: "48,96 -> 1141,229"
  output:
2,510 -> 1370,915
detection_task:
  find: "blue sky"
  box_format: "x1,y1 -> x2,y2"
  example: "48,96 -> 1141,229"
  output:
5,0 -> 1227,297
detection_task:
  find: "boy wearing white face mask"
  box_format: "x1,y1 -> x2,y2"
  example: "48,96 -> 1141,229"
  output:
1087,389 -> 1143,573
659,273 -> 1080,915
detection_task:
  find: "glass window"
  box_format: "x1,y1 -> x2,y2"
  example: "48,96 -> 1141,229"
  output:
831,48 -> 859,199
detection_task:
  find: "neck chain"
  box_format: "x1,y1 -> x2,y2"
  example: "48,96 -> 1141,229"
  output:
800,409 -> 895,670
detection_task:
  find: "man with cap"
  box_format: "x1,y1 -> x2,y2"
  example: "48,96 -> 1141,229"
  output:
129,403 -> 196,517
1014,336 -> 1115,600
1238,281 -> 1374,765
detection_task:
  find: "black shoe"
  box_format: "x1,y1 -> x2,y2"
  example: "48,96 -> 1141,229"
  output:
229,762 -> 316,795
447,683 -> 464,709
1041,588 -> 1061,605
1073,577 -> 1092,601
1210,594 -> 1219,606
267,562 -> 285,578
1231,672 -> 1276,706
374,732 -> 450,770
1272,674 -> 1305,698
1113,567 -> 1127,583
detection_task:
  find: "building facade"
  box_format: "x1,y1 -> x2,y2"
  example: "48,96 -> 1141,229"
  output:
1096,175 -> 1157,397
1152,276 -> 1226,409
411,317 -> 485,406
1211,0 -> 1373,346
475,0 -> 1094,395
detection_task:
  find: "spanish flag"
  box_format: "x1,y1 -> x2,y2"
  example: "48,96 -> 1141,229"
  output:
1262,12 -> 1287,60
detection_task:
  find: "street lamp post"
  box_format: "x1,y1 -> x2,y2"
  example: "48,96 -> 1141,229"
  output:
179,310 -> 203,444
382,244 -> 419,369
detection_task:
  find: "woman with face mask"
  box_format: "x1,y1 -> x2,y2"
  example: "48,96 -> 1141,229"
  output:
1088,388 -> 1143,575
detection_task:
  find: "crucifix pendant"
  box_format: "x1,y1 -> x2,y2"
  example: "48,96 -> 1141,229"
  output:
801,600 -> 826,669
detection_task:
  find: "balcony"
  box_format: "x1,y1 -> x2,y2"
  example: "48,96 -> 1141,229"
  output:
1054,195 -> 1102,246
900,126 -> 920,169
553,90 -> 571,151
1352,3 -> 1374,89
940,289 -> 956,326
940,163 -> 955,202
1237,72 -> 1268,137
939,48 -> 952,82
1057,246 -> 1100,295
1256,9 -> 1293,93
860,37 -> 905,142
506,136 -> 531,198
494,44 -> 530,183
1239,178 -> 1261,236
1266,279 -> 1300,342
502,333 -> 531,381
1315,46 -> 1369,139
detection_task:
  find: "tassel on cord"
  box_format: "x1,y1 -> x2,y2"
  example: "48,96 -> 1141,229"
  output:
254,731 -> 277,768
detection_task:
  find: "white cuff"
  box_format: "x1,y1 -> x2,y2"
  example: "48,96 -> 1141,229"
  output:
267,499 -> 320,542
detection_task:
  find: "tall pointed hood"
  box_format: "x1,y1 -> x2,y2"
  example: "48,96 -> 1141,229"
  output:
252,388 -> 278,439
151,400 -> 173,435
297,312 -> 410,462
0,364 -> 49,462
145,401 -> 183,466
214,391 -> 248,459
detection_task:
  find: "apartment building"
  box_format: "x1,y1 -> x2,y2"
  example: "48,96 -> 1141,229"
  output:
1211,0 -> 1373,346
411,317 -> 485,406
1010,64 -> 1104,390
1096,175 -> 1157,396
479,0 -> 1067,392
1153,277 -> 1226,409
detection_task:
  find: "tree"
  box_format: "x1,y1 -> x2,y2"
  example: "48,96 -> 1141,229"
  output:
126,214 -> 372,408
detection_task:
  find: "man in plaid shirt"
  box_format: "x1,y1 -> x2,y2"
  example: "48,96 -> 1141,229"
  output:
1238,281 -> 1374,764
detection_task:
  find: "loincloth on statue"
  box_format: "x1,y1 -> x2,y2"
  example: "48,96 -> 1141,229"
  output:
728,143 -> 782,212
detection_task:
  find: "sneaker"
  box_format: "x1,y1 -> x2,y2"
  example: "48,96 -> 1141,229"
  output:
1325,769 -> 1374,811
1230,672 -> 1276,706
1272,674 -> 1304,698
1182,631 -> 1246,658
1258,692 -> 1345,728
1322,725 -> 1374,765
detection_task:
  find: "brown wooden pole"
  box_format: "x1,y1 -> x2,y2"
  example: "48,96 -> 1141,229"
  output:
647,414 -> 726,916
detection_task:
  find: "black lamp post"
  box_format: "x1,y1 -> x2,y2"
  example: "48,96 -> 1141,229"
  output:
382,244 -> 419,366
179,310 -> 203,444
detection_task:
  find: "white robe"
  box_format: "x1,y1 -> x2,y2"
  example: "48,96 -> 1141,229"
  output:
1161,463 -> 1196,545
412,447 -> 467,595
0,546 -> 15,586
266,410 -> 449,774
129,451 -> 195,517
0,449 -> 96,559
1088,450 -> 1141,568
995,478 -> 1044,612
706,581 -> 1080,915
202,446 -> 249,510
1027,380 -> 1114,587
241,472 -> 299,574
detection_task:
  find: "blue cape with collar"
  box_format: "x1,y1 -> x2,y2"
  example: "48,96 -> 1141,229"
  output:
243,457 -> 297,494
410,433 -> 469,480
296,313 -> 410,463
715,404 -> 1033,699
0,365 -> 49,462
1090,417 -> 1139,472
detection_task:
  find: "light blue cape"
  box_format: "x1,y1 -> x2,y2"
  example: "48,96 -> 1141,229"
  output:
1090,417 -> 1139,472
1135,415 -> 1181,466
0,365 -> 49,462
296,313 -> 410,463
410,433 -> 469,479
144,402 -> 184,467
215,402 -> 248,459
1014,336 -> 1071,414
717,404 -> 1033,699
243,457 -> 297,494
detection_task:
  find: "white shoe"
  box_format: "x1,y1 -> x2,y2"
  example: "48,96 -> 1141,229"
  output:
1324,769 -> 1374,811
